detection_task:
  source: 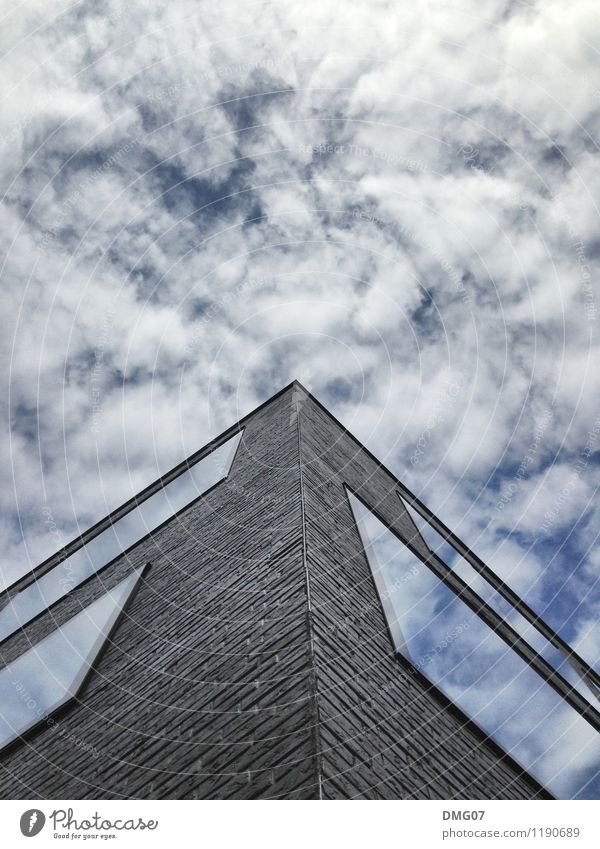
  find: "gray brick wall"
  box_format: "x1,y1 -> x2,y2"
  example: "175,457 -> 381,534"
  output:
0,383 -> 550,799
296,386 -> 549,799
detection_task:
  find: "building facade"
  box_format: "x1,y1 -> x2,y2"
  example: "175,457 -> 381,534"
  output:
0,382 -> 597,799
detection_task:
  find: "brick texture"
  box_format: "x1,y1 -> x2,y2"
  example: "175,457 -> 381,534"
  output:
0,383 -> 550,799
295,385 -> 549,799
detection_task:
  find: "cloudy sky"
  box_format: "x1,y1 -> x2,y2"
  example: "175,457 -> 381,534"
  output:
1,0 -> 599,796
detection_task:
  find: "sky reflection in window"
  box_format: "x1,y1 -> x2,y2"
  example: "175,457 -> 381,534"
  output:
399,495 -> 599,707
0,568 -> 143,752
348,491 -> 600,799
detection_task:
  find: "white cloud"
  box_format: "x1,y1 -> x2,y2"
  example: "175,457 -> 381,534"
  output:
1,0 -> 599,797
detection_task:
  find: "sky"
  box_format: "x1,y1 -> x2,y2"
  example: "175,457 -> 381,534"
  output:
1,0 -> 599,796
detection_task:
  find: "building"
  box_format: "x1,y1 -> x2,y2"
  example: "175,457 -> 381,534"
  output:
0,381 -> 598,799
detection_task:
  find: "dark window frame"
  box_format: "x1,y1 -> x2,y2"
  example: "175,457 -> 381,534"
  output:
1,426 -> 245,599
344,484 -> 600,733
396,484 -> 600,703
0,430 -> 244,646
0,562 -> 150,758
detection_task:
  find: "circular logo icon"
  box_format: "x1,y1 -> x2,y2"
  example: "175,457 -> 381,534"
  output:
20,810 -> 46,837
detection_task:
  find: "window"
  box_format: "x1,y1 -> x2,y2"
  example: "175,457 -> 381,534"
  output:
398,493 -> 600,707
0,566 -> 146,753
348,490 -> 600,799
0,431 -> 242,643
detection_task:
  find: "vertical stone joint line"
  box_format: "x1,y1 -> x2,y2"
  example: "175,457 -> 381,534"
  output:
294,386 -> 323,799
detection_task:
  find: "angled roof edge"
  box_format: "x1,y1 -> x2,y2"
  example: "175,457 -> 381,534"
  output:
2,382 -> 300,598
1,378 -> 558,799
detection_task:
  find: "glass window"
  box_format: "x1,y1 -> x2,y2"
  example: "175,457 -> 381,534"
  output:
348,491 -> 600,799
398,494 -> 599,707
0,431 -> 241,642
0,567 -> 144,753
